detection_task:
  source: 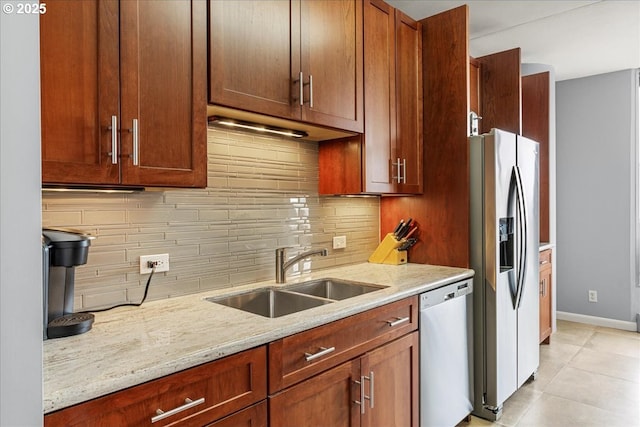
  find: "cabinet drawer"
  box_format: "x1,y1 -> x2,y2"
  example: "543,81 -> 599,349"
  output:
45,346 -> 267,427
269,296 -> 418,393
539,248 -> 552,268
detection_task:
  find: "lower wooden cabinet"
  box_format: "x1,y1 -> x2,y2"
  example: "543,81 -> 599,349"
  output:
270,332 -> 419,427
206,401 -> 267,427
44,346 -> 267,427
539,248 -> 553,344
45,298 -> 420,427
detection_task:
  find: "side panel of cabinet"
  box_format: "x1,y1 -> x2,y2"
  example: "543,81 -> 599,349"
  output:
300,0 -> 364,132
380,5 -> 470,266
120,0 -> 207,187
523,72 -> 550,244
318,136 -> 363,195
363,0 -> 395,193
395,10 -> 423,194
362,332 -> 419,427
269,359 -> 359,427
209,1 -> 297,120
40,0 -> 120,185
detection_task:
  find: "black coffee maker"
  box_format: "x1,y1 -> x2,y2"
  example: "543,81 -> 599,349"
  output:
42,228 -> 95,340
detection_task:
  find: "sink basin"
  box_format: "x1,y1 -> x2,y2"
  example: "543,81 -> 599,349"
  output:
206,288 -> 332,318
285,278 -> 387,300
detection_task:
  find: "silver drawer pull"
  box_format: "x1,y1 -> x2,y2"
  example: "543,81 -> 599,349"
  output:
151,397 -> 205,423
304,346 -> 335,362
386,316 -> 410,327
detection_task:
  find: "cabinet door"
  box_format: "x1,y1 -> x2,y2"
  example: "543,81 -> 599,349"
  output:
299,0 -> 364,133
363,0 -> 395,193
361,333 -> 419,427
270,359 -> 359,427
40,0 -> 120,185
120,0 -> 207,187
209,1 -> 297,120
395,10 -> 423,194
539,249 -> 552,344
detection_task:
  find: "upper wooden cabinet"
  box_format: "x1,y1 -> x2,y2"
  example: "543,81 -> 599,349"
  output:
319,0 -> 422,195
40,0 -> 207,188
209,0 -> 364,133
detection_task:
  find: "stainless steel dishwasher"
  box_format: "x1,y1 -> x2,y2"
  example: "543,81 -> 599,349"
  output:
420,278 -> 474,427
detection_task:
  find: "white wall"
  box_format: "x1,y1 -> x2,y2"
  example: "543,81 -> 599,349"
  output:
556,69 -> 639,327
0,5 -> 44,424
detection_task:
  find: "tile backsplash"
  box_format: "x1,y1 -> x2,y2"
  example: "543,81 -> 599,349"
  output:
42,128 -> 380,310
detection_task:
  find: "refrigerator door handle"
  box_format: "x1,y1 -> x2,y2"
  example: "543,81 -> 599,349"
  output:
514,165 -> 528,308
506,168 -> 519,308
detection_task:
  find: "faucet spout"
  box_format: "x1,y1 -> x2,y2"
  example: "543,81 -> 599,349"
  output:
275,247 -> 328,283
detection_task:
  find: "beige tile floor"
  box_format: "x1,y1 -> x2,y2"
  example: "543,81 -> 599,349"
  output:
458,320 -> 640,427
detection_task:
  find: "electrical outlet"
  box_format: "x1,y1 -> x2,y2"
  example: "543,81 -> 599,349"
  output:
140,254 -> 169,274
588,290 -> 598,303
333,235 -> 347,249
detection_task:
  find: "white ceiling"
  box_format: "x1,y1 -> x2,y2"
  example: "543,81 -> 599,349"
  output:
385,0 -> 640,81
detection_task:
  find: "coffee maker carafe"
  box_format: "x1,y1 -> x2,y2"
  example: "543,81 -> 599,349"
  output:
42,228 -> 95,339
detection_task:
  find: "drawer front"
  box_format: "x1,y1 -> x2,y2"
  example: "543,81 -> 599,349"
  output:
269,296 -> 418,393
205,401 -> 267,427
539,248 -> 552,268
45,346 -> 267,427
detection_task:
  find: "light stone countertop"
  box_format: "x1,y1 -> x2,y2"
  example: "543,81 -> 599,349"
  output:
43,262 -> 474,414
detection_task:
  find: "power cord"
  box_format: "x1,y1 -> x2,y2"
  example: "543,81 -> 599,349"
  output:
80,266 -> 156,313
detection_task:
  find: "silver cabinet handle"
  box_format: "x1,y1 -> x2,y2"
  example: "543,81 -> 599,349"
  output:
132,119 -> 139,166
108,115 -> 118,164
298,71 -> 304,106
309,74 -> 313,108
354,372 -> 374,413
304,346 -> 335,362
393,158 -> 402,183
151,397 -> 205,423
354,376 -> 366,414
402,158 -> 407,184
386,316 -> 410,327
367,371 -> 374,409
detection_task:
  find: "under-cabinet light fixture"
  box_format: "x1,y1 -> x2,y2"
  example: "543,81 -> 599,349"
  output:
42,187 -> 143,194
208,116 -> 308,139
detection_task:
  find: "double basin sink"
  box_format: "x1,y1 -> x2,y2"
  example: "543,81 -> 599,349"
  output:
207,278 -> 387,318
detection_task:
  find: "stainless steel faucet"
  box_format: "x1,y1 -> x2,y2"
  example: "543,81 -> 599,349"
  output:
275,247 -> 328,283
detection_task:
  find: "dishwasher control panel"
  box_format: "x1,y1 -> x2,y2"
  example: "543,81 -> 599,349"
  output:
420,278 -> 473,309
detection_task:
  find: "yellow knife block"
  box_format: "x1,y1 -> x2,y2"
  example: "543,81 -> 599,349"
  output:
368,233 -> 408,265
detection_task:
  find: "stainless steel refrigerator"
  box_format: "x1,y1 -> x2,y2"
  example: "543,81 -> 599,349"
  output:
469,129 -> 540,421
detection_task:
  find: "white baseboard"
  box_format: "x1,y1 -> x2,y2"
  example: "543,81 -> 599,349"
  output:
556,311 -> 638,332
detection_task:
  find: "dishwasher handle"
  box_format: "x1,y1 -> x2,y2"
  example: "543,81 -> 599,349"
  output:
420,279 -> 473,309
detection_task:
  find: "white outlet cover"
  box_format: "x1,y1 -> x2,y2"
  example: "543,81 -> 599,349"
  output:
140,254 -> 170,274
333,236 -> 347,249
